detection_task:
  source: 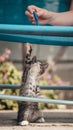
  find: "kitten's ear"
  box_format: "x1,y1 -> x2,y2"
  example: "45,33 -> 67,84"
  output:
32,56 -> 37,63
47,60 -> 55,73
43,62 -> 49,69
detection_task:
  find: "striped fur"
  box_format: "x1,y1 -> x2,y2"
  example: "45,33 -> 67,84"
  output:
17,43 -> 48,125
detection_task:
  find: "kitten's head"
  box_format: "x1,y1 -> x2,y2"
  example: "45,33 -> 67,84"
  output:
29,56 -> 49,77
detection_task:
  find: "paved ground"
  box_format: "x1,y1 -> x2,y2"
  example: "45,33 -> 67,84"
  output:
0,110 -> 73,130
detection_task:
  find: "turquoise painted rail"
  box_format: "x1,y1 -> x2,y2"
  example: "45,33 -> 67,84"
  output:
0,25 -> 73,36
0,33 -> 73,46
0,84 -> 73,90
0,94 -> 73,105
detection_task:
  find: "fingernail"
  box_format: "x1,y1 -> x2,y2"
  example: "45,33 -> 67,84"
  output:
31,9 -> 35,13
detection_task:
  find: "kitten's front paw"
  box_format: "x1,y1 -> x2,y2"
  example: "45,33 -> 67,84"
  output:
18,120 -> 29,126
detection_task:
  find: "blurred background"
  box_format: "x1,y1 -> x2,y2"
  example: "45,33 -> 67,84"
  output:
0,0 -> 73,110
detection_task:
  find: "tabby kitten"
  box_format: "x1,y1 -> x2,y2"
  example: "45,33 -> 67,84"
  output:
17,43 -> 48,126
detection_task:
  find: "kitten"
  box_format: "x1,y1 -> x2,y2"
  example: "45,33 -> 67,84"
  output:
17,43 -> 48,126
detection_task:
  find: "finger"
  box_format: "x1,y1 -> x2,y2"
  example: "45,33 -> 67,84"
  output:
28,18 -> 36,24
28,17 -> 35,22
37,10 -> 43,17
27,5 -> 39,13
32,21 -> 36,24
25,11 -> 33,18
38,20 -> 47,24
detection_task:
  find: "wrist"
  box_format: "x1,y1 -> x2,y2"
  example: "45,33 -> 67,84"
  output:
47,11 -> 59,25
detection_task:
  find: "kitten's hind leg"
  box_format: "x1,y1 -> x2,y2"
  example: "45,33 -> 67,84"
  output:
35,117 -> 45,123
17,103 -> 29,126
31,107 -> 45,123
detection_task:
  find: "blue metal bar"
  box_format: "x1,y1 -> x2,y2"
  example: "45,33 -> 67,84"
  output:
0,84 -> 21,89
0,94 -> 73,105
0,24 -> 73,34
0,33 -> 73,46
40,86 -> 73,90
0,84 -> 73,90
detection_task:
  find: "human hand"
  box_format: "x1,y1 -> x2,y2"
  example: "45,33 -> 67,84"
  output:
25,5 -> 73,26
25,5 -> 52,24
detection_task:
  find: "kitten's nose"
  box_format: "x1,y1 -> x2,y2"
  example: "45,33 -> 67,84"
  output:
34,63 -> 40,70
35,63 -> 39,67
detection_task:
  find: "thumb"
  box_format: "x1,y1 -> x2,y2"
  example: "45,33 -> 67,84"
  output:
37,10 -> 43,17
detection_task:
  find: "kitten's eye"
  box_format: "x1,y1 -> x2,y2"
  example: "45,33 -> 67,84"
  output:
39,62 -> 42,66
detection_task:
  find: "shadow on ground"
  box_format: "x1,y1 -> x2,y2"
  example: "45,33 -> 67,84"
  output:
0,110 -> 73,126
